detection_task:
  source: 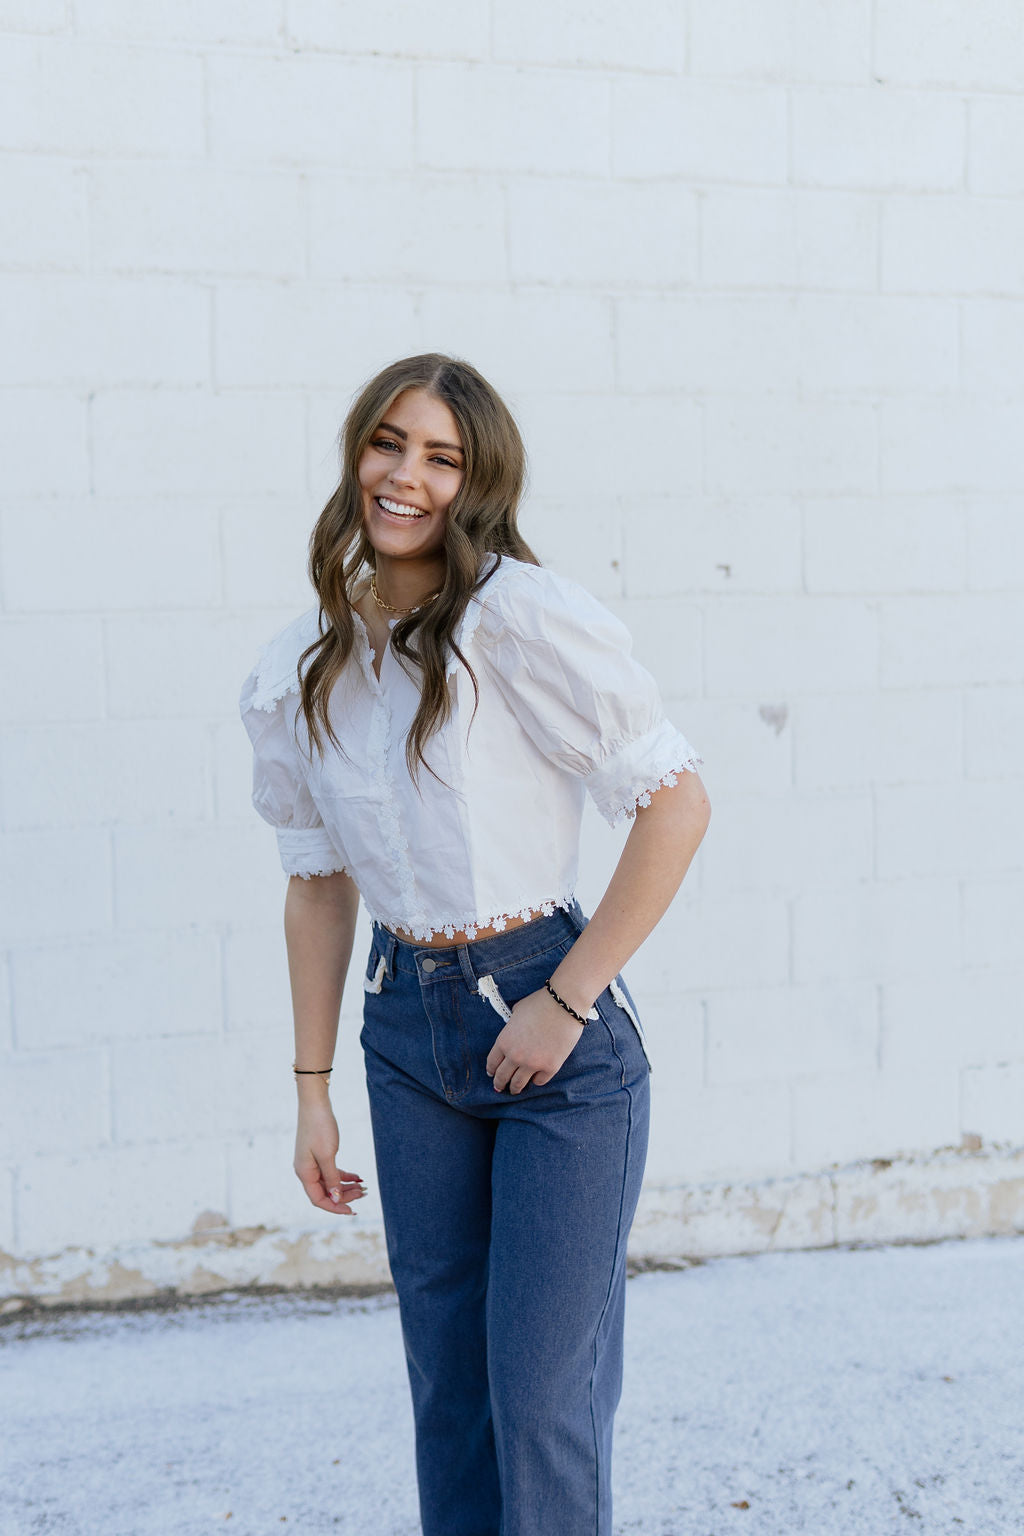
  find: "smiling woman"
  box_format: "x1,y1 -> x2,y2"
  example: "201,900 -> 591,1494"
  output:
239,352 -> 710,1536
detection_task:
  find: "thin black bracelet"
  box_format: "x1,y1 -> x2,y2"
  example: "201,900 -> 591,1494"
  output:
293,1066 -> 333,1075
544,978 -> 590,1027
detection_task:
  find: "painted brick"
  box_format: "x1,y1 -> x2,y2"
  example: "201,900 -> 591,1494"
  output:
0,720 -> 209,830
969,99 -> 1024,196
0,158 -> 86,270
286,0 -> 487,59
92,392 -> 306,498
963,877 -> 1024,970
791,1063 -> 961,1167
968,500 -> 1024,592
308,172 -> 506,285
0,1049 -> 108,1160
213,718 -> 260,826
962,302 -> 1024,399
417,289 -> 615,395
0,1168 -> 12,1255
0,617 -> 103,723
791,87 -> 964,191
1,499 -> 222,612
104,608 -> 291,721
881,399 -> 1024,497
207,54 -> 413,167
507,179 -> 698,289
793,691 -> 962,789
519,497 -> 623,602
705,596 -> 879,696
700,188 -> 877,291
0,38 -> 204,157
214,283 -> 420,392
307,393 -> 349,507
632,995 -> 704,1085
0,390 -> 88,497
623,497 -> 801,598
882,970 -> 1021,1074
880,594 -> 1024,688
674,699 -> 793,795
15,1142 -> 229,1253
0,830 -> 112,943
0,0 -> 67,28
961,1064 -> 1024,1145
418,64 -> 610,176
110,1034 -> 292,1145
882,197 -> 1024,296
612,77 -> 787,183
706,396 -> 877,496
876,781 -> 1023,880
794,296 -> 958,395
647,1079 -> 792,1183
91,164 -> 305,278
700,789 -> 874,896
494,0 -> 686,71
605,598 -> 702,703
11,932 -> 222,1050
691,0 -> 871,82
804,498 -> 965,594
112,823 -> 283,931
874,0 -> 1024,91
792,877 -> 961,984
963,686 -> 1024,781
0,275 -> 208,388
513,394 -> 702,502
224,926 -> 299,1032
631,892 -> 791,994
0,956 -> 11,1054
221,498 -> 314,611
73,0 -> 283,44
706,982 -> 878,1086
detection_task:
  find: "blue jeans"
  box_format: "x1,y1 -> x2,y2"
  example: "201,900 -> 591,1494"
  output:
359,900 -> 651,1536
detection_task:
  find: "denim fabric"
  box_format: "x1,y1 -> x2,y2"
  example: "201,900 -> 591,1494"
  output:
359,900 -> 651,1536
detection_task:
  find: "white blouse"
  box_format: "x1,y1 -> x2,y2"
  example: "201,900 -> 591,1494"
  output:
240,555 -> 702,942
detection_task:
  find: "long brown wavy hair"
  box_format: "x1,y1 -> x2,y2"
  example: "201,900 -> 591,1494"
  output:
298,353 -> 540,782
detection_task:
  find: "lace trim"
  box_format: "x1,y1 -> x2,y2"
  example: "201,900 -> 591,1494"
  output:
249,608 -> 321,713
368,891 -> 577,945
290,861 -> 349,880
604,753 -> 704,829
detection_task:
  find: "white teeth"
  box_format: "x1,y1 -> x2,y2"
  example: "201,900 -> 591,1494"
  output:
378,496 -> 426,519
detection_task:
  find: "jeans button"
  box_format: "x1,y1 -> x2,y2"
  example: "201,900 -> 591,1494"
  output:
421,956 -> 437,973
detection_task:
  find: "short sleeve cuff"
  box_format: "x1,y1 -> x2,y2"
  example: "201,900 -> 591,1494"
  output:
586,720 -> 703,829
276,826 -> 348,879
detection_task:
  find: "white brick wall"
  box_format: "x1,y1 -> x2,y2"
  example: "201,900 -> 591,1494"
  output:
2,0 -> 1022,1299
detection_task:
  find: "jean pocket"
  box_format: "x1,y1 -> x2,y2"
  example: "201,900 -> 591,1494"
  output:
363,941 -> 387,994
597,976 -> 652,1070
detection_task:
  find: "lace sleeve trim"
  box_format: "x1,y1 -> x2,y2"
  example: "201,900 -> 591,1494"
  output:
603,753 -> 705,829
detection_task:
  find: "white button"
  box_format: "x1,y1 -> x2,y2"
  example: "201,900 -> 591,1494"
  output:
421,957 -> 437,973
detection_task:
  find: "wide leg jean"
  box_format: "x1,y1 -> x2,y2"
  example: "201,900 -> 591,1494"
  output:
359,900 -> 651,1536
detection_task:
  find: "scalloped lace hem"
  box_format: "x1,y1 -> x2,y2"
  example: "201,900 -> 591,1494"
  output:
287,860 -> 349,880
371,890 -> 577,944
605,754 -> 704,828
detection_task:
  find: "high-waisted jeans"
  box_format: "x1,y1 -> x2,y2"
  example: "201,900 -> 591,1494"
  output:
359,899 -> 651,1536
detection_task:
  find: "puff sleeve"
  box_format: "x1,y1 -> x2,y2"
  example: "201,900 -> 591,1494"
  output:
477,565 -> 703,828
239,610 -> 348,879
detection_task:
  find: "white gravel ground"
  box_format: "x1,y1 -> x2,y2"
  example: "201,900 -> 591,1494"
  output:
1,1236 -> 1021,1536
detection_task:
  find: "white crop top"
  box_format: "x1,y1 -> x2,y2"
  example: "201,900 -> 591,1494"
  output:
240,555 -> 702,942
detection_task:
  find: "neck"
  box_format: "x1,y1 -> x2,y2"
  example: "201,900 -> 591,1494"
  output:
372,553 -> 446,611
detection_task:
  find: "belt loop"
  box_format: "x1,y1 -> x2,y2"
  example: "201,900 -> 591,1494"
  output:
377,924 -> 397,980
456,943 -> 478,993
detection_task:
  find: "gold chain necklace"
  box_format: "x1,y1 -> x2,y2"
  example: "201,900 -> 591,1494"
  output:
370,572 -> 442,615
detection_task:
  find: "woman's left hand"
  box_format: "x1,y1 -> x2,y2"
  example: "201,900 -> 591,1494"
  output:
486,990 -> 586,1094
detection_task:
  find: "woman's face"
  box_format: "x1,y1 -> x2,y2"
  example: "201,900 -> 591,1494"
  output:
357,388 -> 465,564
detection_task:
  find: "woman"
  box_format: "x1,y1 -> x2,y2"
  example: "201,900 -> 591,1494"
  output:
240,353 -> 710,1536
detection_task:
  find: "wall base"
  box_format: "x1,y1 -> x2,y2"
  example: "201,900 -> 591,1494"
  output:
3,1145 -> 1022,1310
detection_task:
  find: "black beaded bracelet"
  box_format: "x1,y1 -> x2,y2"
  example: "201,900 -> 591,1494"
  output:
544,978 -> 590,1027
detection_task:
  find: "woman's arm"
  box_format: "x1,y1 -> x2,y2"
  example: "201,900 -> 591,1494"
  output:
486,771 -> 711,1093
284,870 -> 367,1213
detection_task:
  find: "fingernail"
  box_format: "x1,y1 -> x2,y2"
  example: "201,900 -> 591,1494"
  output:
329,1188 -> 341,1203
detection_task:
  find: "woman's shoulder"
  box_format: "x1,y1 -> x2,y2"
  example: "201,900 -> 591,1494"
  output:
240,606 -> 323,714
474,556 -> 624,644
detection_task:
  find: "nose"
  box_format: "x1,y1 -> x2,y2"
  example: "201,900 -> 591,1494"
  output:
389,452 -> 419,487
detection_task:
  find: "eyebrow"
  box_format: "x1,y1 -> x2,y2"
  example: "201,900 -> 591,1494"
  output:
377,421 -> 464,454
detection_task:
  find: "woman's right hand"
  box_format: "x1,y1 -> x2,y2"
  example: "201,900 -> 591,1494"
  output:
294,1098 -> 366,1215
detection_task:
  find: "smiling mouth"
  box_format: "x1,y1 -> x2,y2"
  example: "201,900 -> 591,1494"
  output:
376,496 -> 428,520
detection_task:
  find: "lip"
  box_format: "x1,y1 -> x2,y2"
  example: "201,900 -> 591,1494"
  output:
375,494 -> 429,521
